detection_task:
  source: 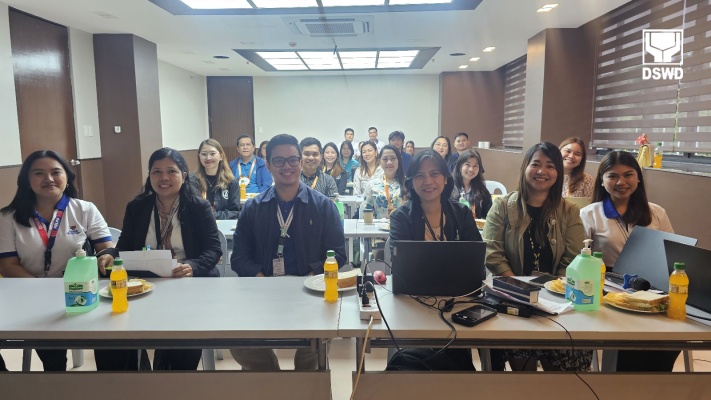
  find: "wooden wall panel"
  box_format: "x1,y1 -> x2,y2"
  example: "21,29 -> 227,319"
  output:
9,9 -> 77,163
0,166 -> 21,208
78,158 -> 106,216
207,76 -> 254,161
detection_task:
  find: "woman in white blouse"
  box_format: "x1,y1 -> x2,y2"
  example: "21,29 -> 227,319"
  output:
361,145 -> 406,219
579,150 -> 676,372
353,141 -> 384,196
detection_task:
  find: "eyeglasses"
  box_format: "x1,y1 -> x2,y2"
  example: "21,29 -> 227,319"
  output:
270,156 -> 302,168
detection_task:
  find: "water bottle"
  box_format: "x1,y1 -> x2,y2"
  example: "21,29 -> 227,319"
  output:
64,249 -> 99,313
323,250 -> 338,303
667,262 -> 688,320
334,197 -> 345,226
653,142 -> 663,168
565,239 -> 601,311
110,258 -> 128,313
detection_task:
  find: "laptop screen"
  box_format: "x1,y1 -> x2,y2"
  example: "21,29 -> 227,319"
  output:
391,240 -> 486,297
664,240 -> 711,314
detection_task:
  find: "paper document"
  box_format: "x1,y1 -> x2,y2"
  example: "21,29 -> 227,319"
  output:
119,250 -> 177,277
484,278 -> 573,315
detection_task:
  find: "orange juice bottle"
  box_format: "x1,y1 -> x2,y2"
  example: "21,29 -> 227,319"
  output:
593,252 -> 605,302
110,258 -> 128,313
667,262 -> 688,320
323,250 -> 338,303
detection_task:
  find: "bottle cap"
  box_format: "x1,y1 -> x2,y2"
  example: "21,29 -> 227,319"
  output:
113,258 -> 123,266
581,239 -> 593,256
592,252 -> 603,259
674,262 -> 686,270
75,249 -> 86,257
327,250 -> 335,257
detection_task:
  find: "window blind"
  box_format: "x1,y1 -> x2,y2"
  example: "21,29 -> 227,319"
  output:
502,55 -> 526,148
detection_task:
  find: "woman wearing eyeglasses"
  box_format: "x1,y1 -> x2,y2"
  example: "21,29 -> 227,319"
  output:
190,139 -> 240,219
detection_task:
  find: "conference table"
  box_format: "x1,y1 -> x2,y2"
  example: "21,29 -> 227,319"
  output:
216,219 -> 236,240
343,219 -> 390,264
338,195 -> 363,218
0,277 -> 337,400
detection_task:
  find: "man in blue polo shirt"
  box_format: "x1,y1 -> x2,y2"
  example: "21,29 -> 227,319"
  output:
388,130 -> 412,175
229,134 -> 272,193
230,133 -> 346,371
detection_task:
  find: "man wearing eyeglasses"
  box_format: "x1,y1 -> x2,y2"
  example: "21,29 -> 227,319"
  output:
228,134 -> 273,193
230,133 -> 346,371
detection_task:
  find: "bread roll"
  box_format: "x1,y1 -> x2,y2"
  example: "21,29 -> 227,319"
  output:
337,270 -> 359,288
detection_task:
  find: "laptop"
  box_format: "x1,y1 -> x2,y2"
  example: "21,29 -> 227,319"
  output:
390,241 -> 486,297
564,197 -> 592,209
612,226 -> 697,291
664,240 -> 711,315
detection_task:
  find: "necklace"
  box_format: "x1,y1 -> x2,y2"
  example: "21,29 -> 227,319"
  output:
528,227 -> 541,271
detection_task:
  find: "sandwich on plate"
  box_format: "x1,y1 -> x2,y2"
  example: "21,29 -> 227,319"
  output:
604,291 -> 669,312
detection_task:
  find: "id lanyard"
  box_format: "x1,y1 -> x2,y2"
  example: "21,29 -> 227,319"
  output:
310,175 -> 319,189
423,210 -> 445,241
32,201 -> 68,277
276,204 -> 295,258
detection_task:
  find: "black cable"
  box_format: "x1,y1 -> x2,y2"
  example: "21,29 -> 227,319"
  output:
537,314 -> 600,400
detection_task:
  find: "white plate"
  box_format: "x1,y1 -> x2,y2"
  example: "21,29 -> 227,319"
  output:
605,301 -> 665,314
99,282 -> 155,299
543,280 -> 566,295
304,274 -> 357,292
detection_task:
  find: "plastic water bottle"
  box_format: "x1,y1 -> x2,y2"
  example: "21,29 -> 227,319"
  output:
110,258 -> 128,313
323,250 -> 338,303
64,249 -> 99,313
667,262 -> 688,320
565,239 -> 601,311
653,142 -> 663,168
334,197 -> 345,226
593,252 -> 605,303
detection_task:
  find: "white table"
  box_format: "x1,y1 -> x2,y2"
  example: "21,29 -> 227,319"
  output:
216,219 -> 236,240
343,219 -> 359,263
342,219 -> 390,265
339,195 -> 363,218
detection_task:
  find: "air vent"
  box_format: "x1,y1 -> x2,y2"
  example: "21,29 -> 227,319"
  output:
284,16 -> 374,37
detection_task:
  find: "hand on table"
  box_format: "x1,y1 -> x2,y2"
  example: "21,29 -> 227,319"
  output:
172,263 -> 193,278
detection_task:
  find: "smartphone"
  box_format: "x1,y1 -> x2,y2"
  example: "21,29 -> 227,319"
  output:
451,305 -> 497,327
528,274 -> 558,286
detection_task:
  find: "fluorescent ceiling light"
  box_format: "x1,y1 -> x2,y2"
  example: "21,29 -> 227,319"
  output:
379,50 -> 419,57
469,57 -> 480,61
483,47 -> 495,52
377,62 -> 411,69
180,0 -> 252,9
458,65 -> 468,69
537,3 -> 558,12
251,0 -> 317,8
321,0 -> 384,6
273,64 -> 310,70
251,48 -> 428,71
389,0 -> 452,4
339,51 -> 377,58
256,51 -> 299,59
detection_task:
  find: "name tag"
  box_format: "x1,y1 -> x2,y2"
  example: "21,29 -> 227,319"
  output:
272,258 -> 285,276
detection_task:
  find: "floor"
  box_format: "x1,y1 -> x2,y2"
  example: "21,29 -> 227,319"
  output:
2,342 -> 711,400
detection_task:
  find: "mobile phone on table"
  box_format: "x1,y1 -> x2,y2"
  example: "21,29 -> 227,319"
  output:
528,273 -> 558,286
451,305 -> 497,327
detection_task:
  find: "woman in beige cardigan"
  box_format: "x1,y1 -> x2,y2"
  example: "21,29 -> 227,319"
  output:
482,142 -> 590,371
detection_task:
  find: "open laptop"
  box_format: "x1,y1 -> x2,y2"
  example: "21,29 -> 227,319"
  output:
612,226 -> 697,291
664,240 -> 711,315
390,241 -> 486,297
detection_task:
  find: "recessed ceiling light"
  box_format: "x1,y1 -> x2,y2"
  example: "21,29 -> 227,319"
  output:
213,55 -> 230,59
483,47 -> 495,52
321,0 -> 383,6
449,52 -> 465,56
245,48 -> 434,71
251,0 -> 316,8
458,65 -> 468,69
180,0 -> 252,9
469,57 -> 480,62
93,11 -> 118,19
537,3 -> 558,12
389,0 -> 453,4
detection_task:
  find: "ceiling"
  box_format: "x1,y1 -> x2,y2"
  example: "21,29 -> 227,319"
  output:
5,0 -> 631,77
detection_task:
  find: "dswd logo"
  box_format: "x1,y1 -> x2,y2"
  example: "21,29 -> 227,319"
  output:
642,29 -> 684,80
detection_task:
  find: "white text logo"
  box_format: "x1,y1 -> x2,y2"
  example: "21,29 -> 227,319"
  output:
642,29 -> 684,80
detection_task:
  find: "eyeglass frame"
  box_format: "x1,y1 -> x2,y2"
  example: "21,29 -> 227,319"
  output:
270,156 -> 302,168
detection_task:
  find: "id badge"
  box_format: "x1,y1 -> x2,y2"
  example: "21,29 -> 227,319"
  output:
272,258 -> 285,276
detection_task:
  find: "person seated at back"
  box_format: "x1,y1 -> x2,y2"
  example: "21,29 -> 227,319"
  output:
299,137 -> 338,198
450,149 -> 492,219
229,134 -> 272,194
451,132 -> 471,163
388,131 -> 412,175
230,134 -> 346,371
190,138 -> 240,219
361,145 -> 406,219
322,142 -> 349,195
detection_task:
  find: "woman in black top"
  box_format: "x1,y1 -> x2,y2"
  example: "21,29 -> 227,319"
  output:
451,149 -> 492,219
190,138 -> 240,219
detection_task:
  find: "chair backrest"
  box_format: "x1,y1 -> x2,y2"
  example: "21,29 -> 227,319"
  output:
485,180 -> 507,195
216,229 -> 228,277
108,227 -> 122,243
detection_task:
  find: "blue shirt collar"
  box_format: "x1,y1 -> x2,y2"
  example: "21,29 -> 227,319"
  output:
602,196 -> 621,219
239,155 -> 255,166
33,194 -> 70,223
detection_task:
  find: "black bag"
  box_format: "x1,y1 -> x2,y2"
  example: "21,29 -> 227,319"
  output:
385,348 -> 475,371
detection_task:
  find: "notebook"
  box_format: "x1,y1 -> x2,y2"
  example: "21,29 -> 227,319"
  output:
612,226 -> 697,291
390,240 -> 486,297
663,240 -> 711,314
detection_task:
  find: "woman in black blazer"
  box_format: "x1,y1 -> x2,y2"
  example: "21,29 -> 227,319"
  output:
95,147 -> 221,371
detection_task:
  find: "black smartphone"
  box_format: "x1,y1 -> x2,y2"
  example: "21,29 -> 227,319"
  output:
529,274 -> 558,286
451,305 -> 497,327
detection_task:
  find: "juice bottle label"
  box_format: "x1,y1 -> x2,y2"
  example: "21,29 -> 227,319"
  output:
111,279 -> 127,289
64,279 -> 98,307
669,283 -> 688,294
324,270 -> 338,279
565,278 -> 595,305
